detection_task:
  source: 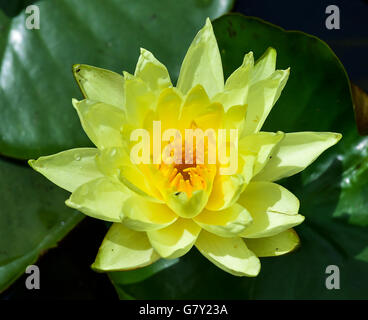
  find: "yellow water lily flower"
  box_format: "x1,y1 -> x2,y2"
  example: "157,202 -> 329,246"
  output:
29,18 -> 341,277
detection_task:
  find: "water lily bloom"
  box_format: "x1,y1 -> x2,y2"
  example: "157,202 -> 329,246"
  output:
29,18 -> 341,277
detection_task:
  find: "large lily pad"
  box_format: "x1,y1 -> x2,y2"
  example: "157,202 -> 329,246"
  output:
0,156 -> 83,292
110,14 -> 368,299
0,0 -> 234,160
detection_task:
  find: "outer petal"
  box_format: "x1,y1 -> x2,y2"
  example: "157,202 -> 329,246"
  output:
72,99 -> 125,149
92,223 -> 159,271
135,48 -> 172,92
239,131 -> 284,175
66,177 -> 129,222
243,68 -> 290,135
245,229 -> 300,257
73,64 -> 125,109
122,196 -> 178,231
177,18 -> 224,98
194,203 -> 252,237
254,132 -> 342,182
147,218 -> 201,259
195,231 -> 260,277
250,47 -> 276,85
238,182 -> 304,238
28,148 -> 102,193
213,51 -> 253,110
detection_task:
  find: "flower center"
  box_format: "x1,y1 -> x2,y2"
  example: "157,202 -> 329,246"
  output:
158,135 -> 211,197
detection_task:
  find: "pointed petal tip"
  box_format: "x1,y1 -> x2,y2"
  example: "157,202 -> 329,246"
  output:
284,67 -> 291,76
241,51 -> 254,66
318,132 -> 343,145
265,46 -> 277,57
205,17 -> 212,26
28,159 -> 35,168
72,64 -> 81,74
139,47 -> 151,57
28,158 -> 43,172
71,98 -> 79,109
123,70 -> 134,80
64,198 -> 74,208
335,132 -> 343,142
90,262 -> 102,273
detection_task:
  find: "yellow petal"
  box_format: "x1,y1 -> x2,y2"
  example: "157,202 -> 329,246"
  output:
72,64 -> 125,109
225,51 -> 254,91
124,72 -> 157,125
66,177 -> 129,222
122,197 -> 178,231
245,229 -> 300,257
239,131 -> 284,175
206,155 -> 255,211
177,18 -> 224,98
135,48 -> 172,92
194,203 -> 252,237
95,147 -> 163,202
243,68 -> 290,135
156,87 -> 182,131
223,105 -> 247,132
213,51 -> 253,110
72,99 -> 125,149
193,102 -> 224,130
92,223 -> 159,271
147,218 -> 201,259
254,132 -> 342,182
166,189 -> 211,219
28,148 -> 102,193
238,182 -> 304,238
195,231 -> 260,277
250,47 -> 276,85
179,84 -> 211,129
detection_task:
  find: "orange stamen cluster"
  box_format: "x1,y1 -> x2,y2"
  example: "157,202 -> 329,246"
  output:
159,136 -> 212,198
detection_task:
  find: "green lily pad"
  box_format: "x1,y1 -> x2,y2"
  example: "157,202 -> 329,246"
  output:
109,258 -> 179,299
0,0 -> 234,160
0,0 -> 38,17
0,156 -> 83,292
111,14 -> 368,299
